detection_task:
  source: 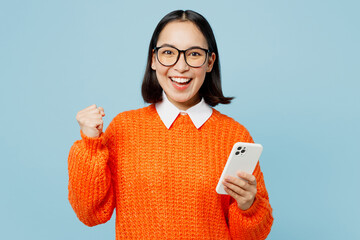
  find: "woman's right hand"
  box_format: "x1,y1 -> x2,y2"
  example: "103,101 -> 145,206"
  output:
76,104 -> 105,138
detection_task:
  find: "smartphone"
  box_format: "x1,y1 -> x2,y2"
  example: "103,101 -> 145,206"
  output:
216,142 -> 263,195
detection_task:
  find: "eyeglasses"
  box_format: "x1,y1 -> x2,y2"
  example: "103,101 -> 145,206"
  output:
154,46 -> 210,68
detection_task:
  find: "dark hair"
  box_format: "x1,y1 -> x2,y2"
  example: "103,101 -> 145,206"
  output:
141,10 -> 233,107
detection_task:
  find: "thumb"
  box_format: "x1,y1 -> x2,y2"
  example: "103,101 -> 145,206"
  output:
97,121 -> 104,133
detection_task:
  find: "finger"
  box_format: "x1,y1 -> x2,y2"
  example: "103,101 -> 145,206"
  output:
97,123 -> 103,132
88,108 -> 102,114
223,185 -> 239,199
77,105 -> 98,118
79,104 -> 97,113
237,171 -> 257,185
225,185 -> 256,211
98,107 -> 105,117
83,113 -> 104,119
223,179 -> 247,196
224,180 -> 256,202
223,183 -> 251,203
79,109 -> 103,118
77,115 -> 103,125
225,175 -> 251,191
83,120 -> 103,128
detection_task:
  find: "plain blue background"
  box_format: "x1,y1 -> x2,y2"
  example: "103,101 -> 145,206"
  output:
1,0 -> 359,239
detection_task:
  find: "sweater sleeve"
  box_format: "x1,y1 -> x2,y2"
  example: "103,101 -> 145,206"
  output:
226,125 -> 274,239
67,119 -> 118,227
228,162 -> 274,239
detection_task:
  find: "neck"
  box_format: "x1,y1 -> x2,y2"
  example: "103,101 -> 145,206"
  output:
169,95 -> 201,111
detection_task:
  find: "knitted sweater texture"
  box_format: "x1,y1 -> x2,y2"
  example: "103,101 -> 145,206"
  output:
68,105 -> 273,239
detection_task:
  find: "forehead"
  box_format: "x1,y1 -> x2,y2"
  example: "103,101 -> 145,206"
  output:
157,21 -> 208,49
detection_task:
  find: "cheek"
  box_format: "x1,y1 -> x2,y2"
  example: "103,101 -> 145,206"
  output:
155,65 -> 168,85
155,66 -> 169,82
194,68 -> 207,81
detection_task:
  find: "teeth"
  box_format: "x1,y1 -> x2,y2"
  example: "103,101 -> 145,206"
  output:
170,77 -> 191,83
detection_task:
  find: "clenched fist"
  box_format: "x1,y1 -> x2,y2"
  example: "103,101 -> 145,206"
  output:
76,104 -> 105,138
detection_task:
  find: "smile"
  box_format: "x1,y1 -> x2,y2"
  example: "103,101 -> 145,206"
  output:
170,77 -> 192,85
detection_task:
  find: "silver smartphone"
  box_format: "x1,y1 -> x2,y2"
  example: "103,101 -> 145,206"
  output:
216,142 -> 263,195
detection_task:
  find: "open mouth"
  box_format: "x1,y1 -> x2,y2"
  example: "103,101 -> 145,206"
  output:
170,77 -> 192,85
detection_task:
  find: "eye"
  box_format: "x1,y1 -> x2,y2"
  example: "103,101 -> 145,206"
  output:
163,50 -> 173,55
190,52 -> 201,56
160,48 -> 176,55
187,49 -> 204,57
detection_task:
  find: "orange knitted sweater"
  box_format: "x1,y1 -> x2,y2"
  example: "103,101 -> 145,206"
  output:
68,105 -> 273,239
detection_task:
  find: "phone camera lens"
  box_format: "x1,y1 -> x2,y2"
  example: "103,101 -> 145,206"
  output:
235,151 -> 240,155
241,149 -> 245,153
237,147 -> 242,150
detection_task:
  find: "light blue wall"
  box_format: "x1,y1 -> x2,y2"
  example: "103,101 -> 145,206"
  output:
1,0 -> 359,239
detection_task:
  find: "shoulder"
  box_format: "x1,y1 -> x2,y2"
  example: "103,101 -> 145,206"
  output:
112,104 -> 156,122
209,109 -> 253,143
210,109 -> 246,129
103,105 -> 157,141
104,104 -> 157,136
107,104 -> 159,132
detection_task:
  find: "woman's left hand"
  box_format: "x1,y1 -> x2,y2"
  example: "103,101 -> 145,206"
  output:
222,171 -> 257,211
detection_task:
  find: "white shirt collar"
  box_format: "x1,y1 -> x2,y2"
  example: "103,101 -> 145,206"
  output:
155,92 -> 213,129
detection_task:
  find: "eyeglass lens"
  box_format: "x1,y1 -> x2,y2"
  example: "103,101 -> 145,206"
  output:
156,47 -> 207,67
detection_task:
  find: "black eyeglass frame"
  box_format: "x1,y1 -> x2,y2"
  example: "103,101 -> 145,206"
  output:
154,46 -> 211,68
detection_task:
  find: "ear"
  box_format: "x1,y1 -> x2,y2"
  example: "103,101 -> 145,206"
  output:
206,52 -> 216,72
151,50 -> 156,70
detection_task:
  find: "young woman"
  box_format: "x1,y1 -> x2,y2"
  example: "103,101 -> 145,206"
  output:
68,10 -> 273,239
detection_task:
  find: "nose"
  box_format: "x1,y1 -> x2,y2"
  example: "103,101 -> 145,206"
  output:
173,52 -> 189,72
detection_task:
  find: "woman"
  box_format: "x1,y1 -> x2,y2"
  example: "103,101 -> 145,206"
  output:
68,10 -> 273,239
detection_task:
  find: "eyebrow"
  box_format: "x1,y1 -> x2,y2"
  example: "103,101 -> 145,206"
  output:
158,43 -> 206,50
